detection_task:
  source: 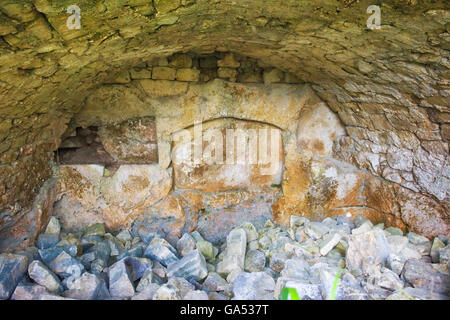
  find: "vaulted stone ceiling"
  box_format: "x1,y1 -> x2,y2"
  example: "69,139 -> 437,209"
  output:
0,1 -> 449,245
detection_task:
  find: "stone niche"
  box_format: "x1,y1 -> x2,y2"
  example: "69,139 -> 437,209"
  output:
11,51 -> 444,253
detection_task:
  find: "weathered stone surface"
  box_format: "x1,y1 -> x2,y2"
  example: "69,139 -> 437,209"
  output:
176,233 -> 196,256
167,249 -> 208,281
98,117 -> 158,163
63,272 -> 107,300
108,259 -> 135,299
244,250 -> 266,272
44,217 -> 61,235
183,290 -> 209,300
401,259 -> 450,294
144,238 -> 179,267
132,283 -> 160,300
346,229 -> 390,272
54,164 -> 172,232
28,260 -> 61,293
232,272 -> 275,300
0,254 -> 28,299
153,284 -> 181,300
36,233 -> 59,250
11,282 -> 48,300
48,251 -> 84,278
1,0 -> 450,250
203,272 -> 228,292
172,118 -> 283,192
217,228 -> 247,276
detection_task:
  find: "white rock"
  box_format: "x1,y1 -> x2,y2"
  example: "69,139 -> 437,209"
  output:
217,228 -> 247,276
346,229 -> 390,271
232,272 -> 275,300
183,290 -> 209,300
153,284 -> 181,300
319,233 -> 342,256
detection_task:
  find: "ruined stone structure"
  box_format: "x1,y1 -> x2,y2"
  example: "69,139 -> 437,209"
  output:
0,1 -> 449,252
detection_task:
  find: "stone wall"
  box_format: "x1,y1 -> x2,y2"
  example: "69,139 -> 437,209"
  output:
0,1 -> 449,250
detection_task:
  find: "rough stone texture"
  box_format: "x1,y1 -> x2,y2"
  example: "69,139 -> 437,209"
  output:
0,0 -> 450,249
232,272 -> 275,300
53,164 -> 172,232
172,118 -> 283,192
346,229 -> 390,272
0,254 -> 28,299
97,117 -> 158,163
166,249 -> 208,281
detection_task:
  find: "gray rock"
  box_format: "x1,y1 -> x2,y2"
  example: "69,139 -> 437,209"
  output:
37,233 -> 60,250
152,261 -> 168,280
11,282 -> 48,300
167,249 -> 208,281
137,228 -> 163,244
28,260 -> 61,293
280,280 -> 322,300
351,220 -> 373,235
386,287 -> 450,300
105,235 -> 125,257
190,231 -> 205,242
232,272 -> 275,300
117,244 -> 144,260
269,252 -> 289,273
384,227 -> 403,236
167,277 -> 195,298
116,230 -> 133,243
304,222 -> 330,240
153,284 -> 181,300
144,238 -> 179,267
244,250 -> 266,272
336,215 -> 355,229
63,272 -> 107,300
45,217 -> 61,235
39,293 -> 75,300
406,232 -> 431,256
0,254 -> 28,299
280,258 -> 310,280
374,267 -> 404,291
39,245 -> 77,266
183,290 -> 209,300
346,229 -> 390,272
196,240 -> 216,262
401,258 -> 450,294
48,251 -> 84,278
176,233 -> 196,256
319,232 -> 342,256
217,228 -> 247,276
136,268 -> 153,292
124,256 -> 152,281
239,222 -> 258,242
320,268 -> 368,300
290,215 -> 309,230
439,244 -> 450,264
386,235 -> 409,255
258,235 -> 272,251
108,259 -> 135,299
363,281 -> 392,300
132,283 -> 160,300
208,292 -> 230,300
203,272 -> 229,292
430,238 -> 446,263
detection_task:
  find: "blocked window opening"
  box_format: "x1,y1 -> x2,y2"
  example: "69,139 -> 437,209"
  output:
55,117 -> 158,166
